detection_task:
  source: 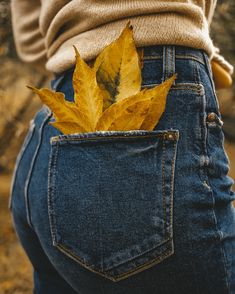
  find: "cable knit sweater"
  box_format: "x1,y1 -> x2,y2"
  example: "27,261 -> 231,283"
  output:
11,0 -> 234,75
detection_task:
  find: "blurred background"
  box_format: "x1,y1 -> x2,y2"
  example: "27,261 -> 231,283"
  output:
0,0 -> 235,293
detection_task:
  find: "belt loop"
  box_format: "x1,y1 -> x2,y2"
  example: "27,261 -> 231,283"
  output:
162,45 -> 176,84
137,47 -> 144,69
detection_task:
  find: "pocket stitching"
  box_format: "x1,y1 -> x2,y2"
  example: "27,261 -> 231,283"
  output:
48,130 -> 179,281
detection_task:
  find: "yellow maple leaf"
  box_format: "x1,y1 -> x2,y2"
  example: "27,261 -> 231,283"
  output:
28,21 -> 176,135
96,89 -> 150,131
93,21 -> 142,111
140,74 -> 177,130
26,87 -> 92,133
73,46 -> 103,130
96,74 -> 176,131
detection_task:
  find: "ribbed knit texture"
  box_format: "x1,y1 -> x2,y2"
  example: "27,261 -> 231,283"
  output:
11,0 -> 233,75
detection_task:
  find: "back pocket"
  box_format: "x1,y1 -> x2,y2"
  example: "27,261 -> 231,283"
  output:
48,129 -> 179,282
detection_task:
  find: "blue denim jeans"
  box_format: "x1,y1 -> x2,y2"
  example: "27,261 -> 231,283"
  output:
9,45 -> 235,293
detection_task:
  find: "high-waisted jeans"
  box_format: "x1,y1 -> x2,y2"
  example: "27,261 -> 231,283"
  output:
9,45 -> 235,294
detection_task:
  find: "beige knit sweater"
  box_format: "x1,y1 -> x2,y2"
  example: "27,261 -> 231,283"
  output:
11,0 -> 233,75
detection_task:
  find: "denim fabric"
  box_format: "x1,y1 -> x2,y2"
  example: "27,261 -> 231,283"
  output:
9,45 -> 235,294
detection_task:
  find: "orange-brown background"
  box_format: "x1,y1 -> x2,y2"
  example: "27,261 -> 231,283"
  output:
0,1 -> 234,293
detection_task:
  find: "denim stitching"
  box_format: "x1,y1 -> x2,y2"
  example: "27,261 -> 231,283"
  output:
112,139 -> 179,281
56,236 -> 172,274
162,139 -> 166,236
199,68 -> 231,292
47,132 -> 179,281
174,55 -> 205,66
108,247 -> 174,282
143,56 -> 162,60
205,142 -> 231,291
48,142 -> 60,246
24,111 -> 52,229
205,182 -> 231,293
110,140 -> 178,280
8,120 -> 35,211
193,59 -> 199,84
110,138 -> 178,281
51,130 -> 179,144
169,139 -> 178,239
162,46 -> 176,85
56,242 -> 173,282
143,55 -> 204,65
142,83 -> 204,92
47,135 -> 172,270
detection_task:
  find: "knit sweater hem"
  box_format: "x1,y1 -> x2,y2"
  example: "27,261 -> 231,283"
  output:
46,16 -> 214,74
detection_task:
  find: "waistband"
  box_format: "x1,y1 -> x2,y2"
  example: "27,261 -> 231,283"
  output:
141,45 -> 207,63
51,45 -> 212,92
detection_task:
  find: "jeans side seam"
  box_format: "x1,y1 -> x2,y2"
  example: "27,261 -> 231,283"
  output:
174,55 -> 205,65
162,139 -> 167,236
24,112 -> 52,229
8,120 -> 35,211
169,139 -> 178,240
198,61 -> 231,293
207,185 -> 231,293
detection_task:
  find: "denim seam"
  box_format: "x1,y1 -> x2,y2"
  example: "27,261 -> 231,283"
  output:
162,139 -> 167,236
109,139 -> 178,280
47,133 -> 179,281
107,245 -> 174,282
112,139 -> 178,281
142,55 -> 204,65
143,56 -> 162,60
169,139 -> 178,240
199,71 -> 231,292
56,241 -> 173,282
205,182 -> 231,293
56,236 -> 172,271
142,83 -> 204,92
162,46 -> 176,85
8,120 -> 35,211
48,142 -> 59,245
24,111 -> 52,229
51,131 -> 179,144
204,146 -> 231,292
193,58 -> 201,85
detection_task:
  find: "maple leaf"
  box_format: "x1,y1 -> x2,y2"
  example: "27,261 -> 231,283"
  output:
26,87 -> 92,133
73,46 -> 103,130
28,21 -> 176,134
96,89 -> 151,131
93,21 -> 142,111
140,74 -> 177,130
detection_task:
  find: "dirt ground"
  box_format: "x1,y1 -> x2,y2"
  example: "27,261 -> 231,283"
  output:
0,173 -> 32,294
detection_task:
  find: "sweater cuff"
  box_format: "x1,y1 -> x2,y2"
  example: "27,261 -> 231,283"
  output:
211,46 -> 234,75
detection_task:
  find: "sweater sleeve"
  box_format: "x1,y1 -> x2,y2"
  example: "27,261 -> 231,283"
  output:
11,0 -> 49,74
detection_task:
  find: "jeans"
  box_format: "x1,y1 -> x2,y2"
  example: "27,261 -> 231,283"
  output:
9,45 -> 235,294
